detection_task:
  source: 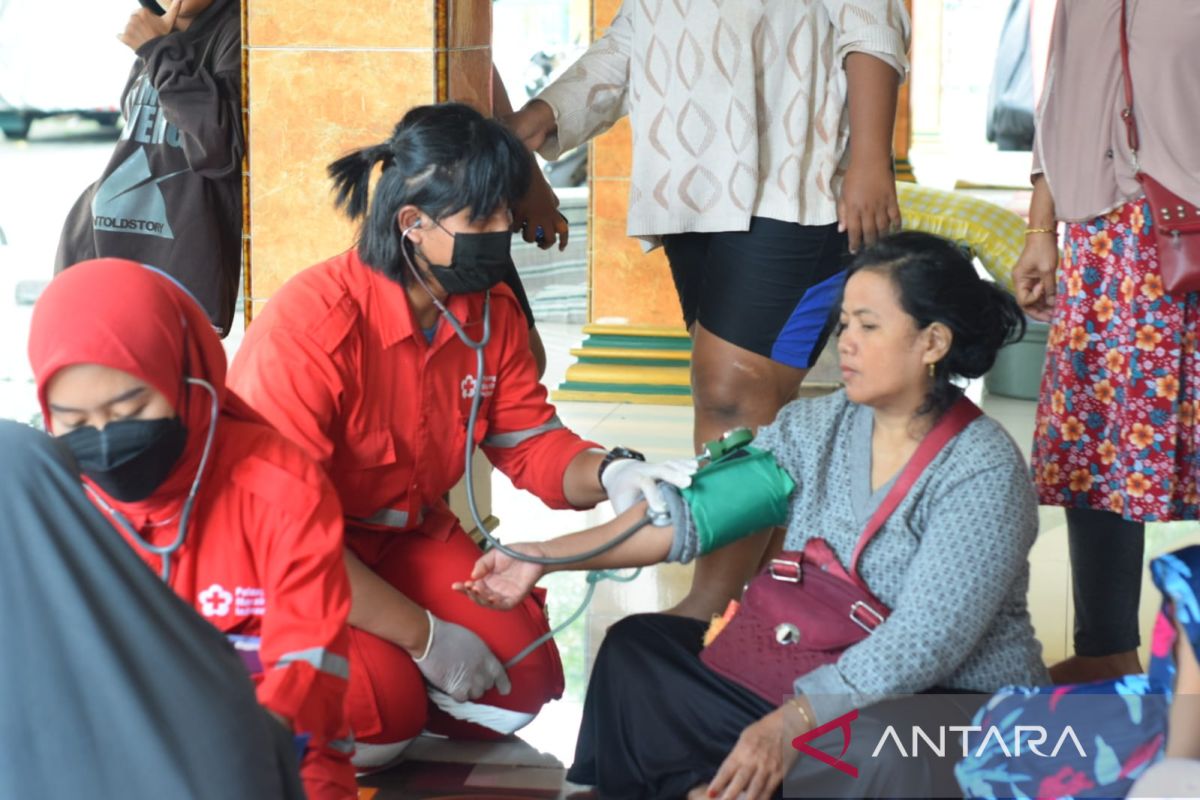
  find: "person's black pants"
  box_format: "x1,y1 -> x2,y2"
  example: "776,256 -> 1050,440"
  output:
569,613 -> 984,799
1065,507 -> 1146,656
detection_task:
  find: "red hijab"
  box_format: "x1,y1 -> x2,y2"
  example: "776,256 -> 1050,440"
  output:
28,259 -> 260,525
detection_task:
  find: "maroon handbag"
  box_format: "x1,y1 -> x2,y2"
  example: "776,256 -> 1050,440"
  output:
700,397 -> 982,703
1119,0 -> 1200,293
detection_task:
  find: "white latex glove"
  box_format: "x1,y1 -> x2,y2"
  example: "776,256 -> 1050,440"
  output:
601,457 -> 698,519
412,610 -> 511,702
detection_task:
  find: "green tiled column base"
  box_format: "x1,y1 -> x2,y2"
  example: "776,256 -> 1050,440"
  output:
552,324 -> 695,406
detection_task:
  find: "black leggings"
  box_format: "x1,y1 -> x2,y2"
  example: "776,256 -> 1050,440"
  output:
1065,508 -> 1146,656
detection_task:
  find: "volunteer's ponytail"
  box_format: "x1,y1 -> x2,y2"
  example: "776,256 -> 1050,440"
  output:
328,143 -> 394,221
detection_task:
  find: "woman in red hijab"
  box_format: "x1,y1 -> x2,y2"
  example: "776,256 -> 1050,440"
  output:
27,258 -> 356,800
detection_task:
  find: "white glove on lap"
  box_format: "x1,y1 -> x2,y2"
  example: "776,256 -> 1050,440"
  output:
601,457 -> 698,520
413,610 -> 511,702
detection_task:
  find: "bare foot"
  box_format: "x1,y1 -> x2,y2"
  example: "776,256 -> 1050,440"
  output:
1049,651 -> 1143,684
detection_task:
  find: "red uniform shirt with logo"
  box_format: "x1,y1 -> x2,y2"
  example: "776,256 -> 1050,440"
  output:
228,249 -> 601,744
28,259 -> 355,800
229,248 -> 599,542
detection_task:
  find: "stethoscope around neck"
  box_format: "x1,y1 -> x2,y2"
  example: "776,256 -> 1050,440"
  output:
400,223 -> 655,562
84,376 -> 221,583
399,222 -> 660,670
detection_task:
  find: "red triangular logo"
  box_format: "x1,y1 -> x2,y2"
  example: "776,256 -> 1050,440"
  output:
791,709 -> 859,778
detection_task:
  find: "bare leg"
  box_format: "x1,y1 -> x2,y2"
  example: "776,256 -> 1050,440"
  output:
1166,615 -> 1200,759
666,322 -> 807,620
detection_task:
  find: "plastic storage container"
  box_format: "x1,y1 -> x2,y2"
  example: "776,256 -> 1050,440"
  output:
985,319 -> 1049,400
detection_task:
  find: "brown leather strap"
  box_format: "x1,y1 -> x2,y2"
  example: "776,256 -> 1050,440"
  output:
1119,0 -> 1140,154
847,396 -> 983,580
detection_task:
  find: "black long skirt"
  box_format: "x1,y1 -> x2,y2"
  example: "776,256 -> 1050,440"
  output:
567,613 -> 984,800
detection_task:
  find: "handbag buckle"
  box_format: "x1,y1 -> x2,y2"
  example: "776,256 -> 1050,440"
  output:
768,559 -> 802,583
850,600 -> 884,633
775,622 -> 802,645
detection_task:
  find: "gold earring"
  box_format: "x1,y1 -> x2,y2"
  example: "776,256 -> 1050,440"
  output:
928,362 -> 937,378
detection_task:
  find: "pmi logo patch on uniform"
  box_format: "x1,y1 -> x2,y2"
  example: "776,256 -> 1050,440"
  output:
198,583 -> 233,617
461,374 -> 497,399
234,587 -> 266,616
198,584 -> 266,617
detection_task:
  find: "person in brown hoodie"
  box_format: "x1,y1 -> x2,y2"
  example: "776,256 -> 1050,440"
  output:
55,0 -> 242,336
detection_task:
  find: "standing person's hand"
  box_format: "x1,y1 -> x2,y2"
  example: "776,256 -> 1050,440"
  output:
119,0 -> 181,51
1012,232 -> 1060,322
838,160 -> 901,254
504,100 -> 557,152
514,169 -> 569,251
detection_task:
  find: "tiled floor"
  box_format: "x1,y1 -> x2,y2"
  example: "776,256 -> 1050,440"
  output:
362,322 -> 1200,797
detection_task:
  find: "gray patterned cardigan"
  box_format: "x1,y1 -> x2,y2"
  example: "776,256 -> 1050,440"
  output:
664,391 -> 1050,724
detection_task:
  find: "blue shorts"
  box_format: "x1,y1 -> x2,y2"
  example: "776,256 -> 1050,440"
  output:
663,218 -> 850,368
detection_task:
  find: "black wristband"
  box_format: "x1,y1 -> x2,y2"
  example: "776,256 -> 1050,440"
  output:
597,446 -> 646,486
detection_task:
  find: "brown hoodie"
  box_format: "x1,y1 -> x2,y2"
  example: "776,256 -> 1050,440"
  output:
55,0 -> 243,335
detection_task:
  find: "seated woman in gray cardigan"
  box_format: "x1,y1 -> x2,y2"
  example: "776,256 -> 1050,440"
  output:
456,232 -> 1050,800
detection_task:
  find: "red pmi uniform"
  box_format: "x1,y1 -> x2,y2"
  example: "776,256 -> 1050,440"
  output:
28,260 -> 355,800
229,249 -> 600,745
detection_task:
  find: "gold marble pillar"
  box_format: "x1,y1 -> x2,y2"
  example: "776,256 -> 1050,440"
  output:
893,0 -> 916,183
241,0 -> 497,528
243,0 -> 494,319
553,0 -> 692,405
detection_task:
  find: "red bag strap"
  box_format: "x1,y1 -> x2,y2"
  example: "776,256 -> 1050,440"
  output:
847,396 -> 983,579
1118,0 -> 1140,156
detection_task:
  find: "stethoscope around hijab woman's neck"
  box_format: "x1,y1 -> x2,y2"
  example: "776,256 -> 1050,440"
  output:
84,376 -> 221,583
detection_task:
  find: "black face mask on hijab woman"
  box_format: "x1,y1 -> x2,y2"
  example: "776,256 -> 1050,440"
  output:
61,417 -> 188,503
420,226 -> 514,296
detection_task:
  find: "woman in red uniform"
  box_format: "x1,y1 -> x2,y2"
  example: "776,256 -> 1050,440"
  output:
228,102 -> 693,767
28,259 -> 356,800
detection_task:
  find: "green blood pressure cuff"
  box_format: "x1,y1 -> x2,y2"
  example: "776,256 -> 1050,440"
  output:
662,433 -> 796,563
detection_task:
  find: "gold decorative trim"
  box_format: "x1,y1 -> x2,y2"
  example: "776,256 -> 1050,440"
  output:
241,0 -> 252,327
553,390 -> 694,406
435,0 -> 449,101
583,323 -> 690,338
564,363 -> 690,387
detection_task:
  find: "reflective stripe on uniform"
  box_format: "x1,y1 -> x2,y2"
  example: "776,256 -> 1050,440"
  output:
482,415 -> 565,448
275,647 -> 350,680
355,508 -> 409,528
328,736 -> 356,754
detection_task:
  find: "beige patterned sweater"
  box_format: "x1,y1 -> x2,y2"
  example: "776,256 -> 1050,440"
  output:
536,0 -> 911,248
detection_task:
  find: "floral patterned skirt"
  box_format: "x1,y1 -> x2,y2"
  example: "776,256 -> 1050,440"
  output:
1032,198 -> 1200,522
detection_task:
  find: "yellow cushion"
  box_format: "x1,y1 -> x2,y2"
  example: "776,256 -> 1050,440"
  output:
897,183 -> 1026,291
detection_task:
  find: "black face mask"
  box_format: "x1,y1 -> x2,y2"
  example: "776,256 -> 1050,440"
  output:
423,229 -> 514,295
61,417 -> 188,503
